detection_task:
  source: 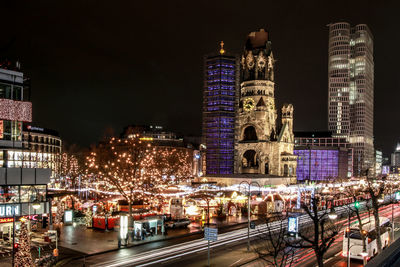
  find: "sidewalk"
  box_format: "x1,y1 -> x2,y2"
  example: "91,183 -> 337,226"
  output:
58,214 -> 254,255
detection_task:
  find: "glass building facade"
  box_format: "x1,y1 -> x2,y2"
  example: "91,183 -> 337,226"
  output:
202,53 -> 239,175
328,23 -> 374,176
294,146 -> 348,181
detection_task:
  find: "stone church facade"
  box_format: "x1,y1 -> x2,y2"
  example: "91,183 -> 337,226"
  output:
234,29 -> 297,177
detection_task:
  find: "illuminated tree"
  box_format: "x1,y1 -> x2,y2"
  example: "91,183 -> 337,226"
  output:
15,220 -> 34,267
154,147 -> 193,184
58,152 -> 82,189
54,200 -> 64,225
86,135 -> 162,220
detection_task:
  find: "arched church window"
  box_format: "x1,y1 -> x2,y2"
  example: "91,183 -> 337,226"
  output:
243,150 -> 258,167
243,126 -> 258,141
283,164 -> 289,177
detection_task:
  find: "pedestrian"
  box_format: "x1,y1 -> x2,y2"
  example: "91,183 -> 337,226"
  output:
142,229 -> 146,240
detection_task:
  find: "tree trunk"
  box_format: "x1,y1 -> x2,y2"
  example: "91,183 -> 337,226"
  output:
373,206 -> 382,253
128,201 -> 133,227
316,254 -> 324,267
356,211 -> 367,254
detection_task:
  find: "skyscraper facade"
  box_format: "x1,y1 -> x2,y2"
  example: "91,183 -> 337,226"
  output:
328,22 -> 374,176
202,43 -> 239,175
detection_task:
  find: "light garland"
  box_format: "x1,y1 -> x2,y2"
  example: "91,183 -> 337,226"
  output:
14,221 -> 34,267
0,98 -> 32,122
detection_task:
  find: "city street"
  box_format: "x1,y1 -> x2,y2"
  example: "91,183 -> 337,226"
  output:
1,3 -> 399,267
67,203 -> 400,267
58,215 -> 253,266
152,204 -> 400,267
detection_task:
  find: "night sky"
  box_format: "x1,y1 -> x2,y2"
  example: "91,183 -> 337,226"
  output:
1,1 -> 399,157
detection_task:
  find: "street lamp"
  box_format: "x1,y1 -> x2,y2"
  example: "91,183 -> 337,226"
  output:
322,187 -> 330,194
32,201 -> 41,210
239,181 -> 261,252
328,209 -> 337,220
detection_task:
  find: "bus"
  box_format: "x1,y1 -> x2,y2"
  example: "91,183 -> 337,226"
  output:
342,216 -> 391,260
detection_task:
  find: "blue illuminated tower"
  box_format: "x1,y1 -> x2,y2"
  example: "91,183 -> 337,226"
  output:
202,42 -> 239,175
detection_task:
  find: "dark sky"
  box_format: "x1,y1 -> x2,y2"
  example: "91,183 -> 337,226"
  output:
1,0 -> 399,157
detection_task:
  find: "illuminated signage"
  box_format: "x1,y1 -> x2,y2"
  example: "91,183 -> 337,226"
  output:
0,218 -> 14,224
0,120 -> 3,138
0,205 -> 20,217
27,125 -> 44,132
288,217 -> 298,233
139,137 -> 153,141
120,215 -> 128,239
64,210 -> 73,223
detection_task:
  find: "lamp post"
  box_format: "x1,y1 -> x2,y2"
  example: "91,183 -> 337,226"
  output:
239,181 -> 260,252
360,249 -> 368,266
28,186 -> 40,232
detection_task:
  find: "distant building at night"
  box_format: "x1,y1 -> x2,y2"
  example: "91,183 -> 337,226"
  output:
121,125 -> 201,178
202,29 -> 297,187
328,22 -> 374,176
391,143 -> 400,168
202,42 -> 239,175
122,125 -> 184,147
375,149 -> 383,176
294,146 -> 348,181
294,131 -> 353,177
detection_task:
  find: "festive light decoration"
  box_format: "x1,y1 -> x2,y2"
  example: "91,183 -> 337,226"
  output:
59,152 -> 81,189
86,135 -> 194,215
53,200 -> 64,225
86,135 -> 162,215
0,99 -> 32,122
14,221 -> 34,267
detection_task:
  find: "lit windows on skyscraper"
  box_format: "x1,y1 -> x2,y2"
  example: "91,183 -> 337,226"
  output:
202,43 -> 239,175
328,22 -> 374,176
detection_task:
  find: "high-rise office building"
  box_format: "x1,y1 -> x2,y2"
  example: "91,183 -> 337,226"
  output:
328,23 -> 374,176
202,42 -> 239,175
391,143 -> 400,168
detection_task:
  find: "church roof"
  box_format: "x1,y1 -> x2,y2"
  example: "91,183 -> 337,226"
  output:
246,29 -> 269,49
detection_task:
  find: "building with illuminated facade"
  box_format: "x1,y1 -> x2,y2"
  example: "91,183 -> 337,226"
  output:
202,42 -> 239,175
0,62 -> 50,223
328,22 -> 374,176
294,131 -> 353,177
391,143 -> 400,170
235,29 -> 297,177
375,149 -> 382,176
294,146 -> 348,181
202,29 -> 297,186
122,125 -> 184,147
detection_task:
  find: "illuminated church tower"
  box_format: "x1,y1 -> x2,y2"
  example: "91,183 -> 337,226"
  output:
235,29 -> 297,177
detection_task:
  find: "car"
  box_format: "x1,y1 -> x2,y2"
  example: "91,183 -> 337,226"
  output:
166,218 -> 191,228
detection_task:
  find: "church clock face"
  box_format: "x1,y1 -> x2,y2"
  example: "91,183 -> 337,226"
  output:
243,98 -> 255,112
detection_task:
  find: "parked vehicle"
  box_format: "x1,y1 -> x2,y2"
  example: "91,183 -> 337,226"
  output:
342,216 -> 390,260
166,218 -> 191,228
